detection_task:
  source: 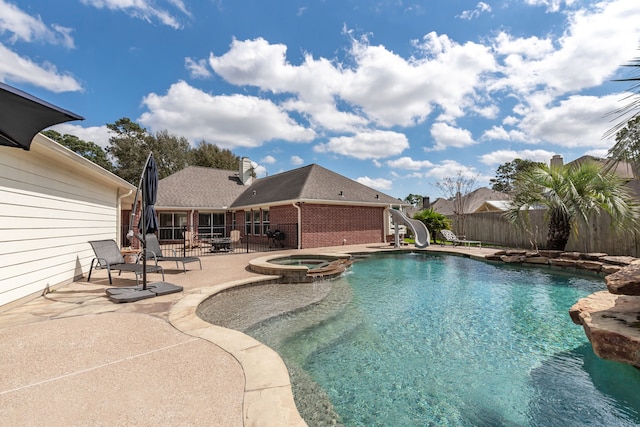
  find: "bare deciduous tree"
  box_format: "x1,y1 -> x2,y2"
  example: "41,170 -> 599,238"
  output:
434,171 -> 479,236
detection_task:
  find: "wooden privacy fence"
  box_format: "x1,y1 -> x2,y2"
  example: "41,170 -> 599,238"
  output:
451,210 -> 640,257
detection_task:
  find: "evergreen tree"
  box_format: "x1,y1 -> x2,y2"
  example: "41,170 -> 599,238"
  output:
42,129 -> 114,172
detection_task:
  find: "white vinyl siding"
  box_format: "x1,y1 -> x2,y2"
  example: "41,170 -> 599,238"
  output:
0,135 -> 135,309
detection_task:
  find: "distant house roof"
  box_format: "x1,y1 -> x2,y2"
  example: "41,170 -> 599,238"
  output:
231,164 -> 402,208
473,200 -> 513,213
431,187 -> 512,216
567,155 -> 636,179
156,166 -> 248,209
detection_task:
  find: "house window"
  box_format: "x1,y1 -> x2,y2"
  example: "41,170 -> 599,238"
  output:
253,210 -> 261,235
159,212 -> 187,240
245,211 -> 251,236
198,212 -> 226,237
243,209 -> 268,235
262,209 -> 270,235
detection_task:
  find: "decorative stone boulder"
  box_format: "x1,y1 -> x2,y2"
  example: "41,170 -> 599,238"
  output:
575,260 -> 602,273
501,255 -> 525,263
570,291 -> 640,368
601,264 -> 622,274
505,250 -> 527,255
606,264 -> 640,295
549,258 -> 579,268
601,256 -> 637,266
560,252 -> 582,260
581,252 -> 608,261
524,256 -> 549,265
538,250 -> 563,259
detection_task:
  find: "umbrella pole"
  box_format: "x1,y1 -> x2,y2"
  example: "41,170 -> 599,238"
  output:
141,153 -> 153,291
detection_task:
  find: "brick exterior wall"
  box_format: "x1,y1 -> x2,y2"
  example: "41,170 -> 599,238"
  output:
300,204 -> 386,248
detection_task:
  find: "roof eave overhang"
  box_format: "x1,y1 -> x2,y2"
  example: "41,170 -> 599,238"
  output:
231,198 -> 406,210
32,133 -> 136,197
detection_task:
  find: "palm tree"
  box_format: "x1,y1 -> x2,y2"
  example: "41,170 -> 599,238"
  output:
413,208 -> 451,244
506,160 -> 640,251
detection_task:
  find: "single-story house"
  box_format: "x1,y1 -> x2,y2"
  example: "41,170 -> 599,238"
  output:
0,133 -> 136,310
154,158 -> 406,249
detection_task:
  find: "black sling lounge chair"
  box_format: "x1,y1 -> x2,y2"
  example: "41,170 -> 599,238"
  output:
143,233 -> 202,273
87,239 -> 164,285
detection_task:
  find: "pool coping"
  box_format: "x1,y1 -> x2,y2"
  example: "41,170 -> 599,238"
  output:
168,274 -> 308,427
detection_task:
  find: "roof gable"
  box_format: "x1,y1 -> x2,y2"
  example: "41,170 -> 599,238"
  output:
231,164 -> 401,207
156,166 -> 247,209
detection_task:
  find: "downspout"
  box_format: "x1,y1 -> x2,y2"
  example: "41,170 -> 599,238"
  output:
117,188 -> 134,247
384,206 -> 390,244
293,203 -> 301,249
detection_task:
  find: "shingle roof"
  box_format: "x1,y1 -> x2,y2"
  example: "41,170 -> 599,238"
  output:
156,166 -> 248,209
430,187 -> 512,215
231,164 -> 401,208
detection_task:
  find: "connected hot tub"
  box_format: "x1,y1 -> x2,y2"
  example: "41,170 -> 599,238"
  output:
249,253 -> 352,282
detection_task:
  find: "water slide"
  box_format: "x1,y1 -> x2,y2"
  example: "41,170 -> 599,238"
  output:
389,208 -> 430,248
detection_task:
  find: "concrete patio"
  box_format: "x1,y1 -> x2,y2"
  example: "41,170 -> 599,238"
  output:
0,243 -> 495,426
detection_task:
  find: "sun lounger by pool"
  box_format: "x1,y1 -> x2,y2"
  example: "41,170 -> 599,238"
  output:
87,239 -> 164,285
440,229 -> 481,249
143,233 -> 202,272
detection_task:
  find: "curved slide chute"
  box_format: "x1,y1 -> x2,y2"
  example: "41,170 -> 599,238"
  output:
389,208 -> 430,248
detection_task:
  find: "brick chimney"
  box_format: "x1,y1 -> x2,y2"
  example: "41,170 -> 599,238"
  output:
550,154 -> 563,169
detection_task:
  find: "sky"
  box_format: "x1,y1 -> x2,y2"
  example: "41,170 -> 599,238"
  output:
2,0 -> 640,200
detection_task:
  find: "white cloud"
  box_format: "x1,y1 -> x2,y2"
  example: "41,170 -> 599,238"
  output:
458,2 -> 492,20
185,57 -> 211,79
491,0 -> 640,97
481,125 -> 528,142
524,0 -> 577,13
253,164 -> 268,178
0,0 -> 75,47
356,176 -> 393,191
80,0 -> 188,29
207,33 -> 497,132
516,93 -> 631,148
386,157 -> 433,170
314,130 -> 409,160
290,155 -> 304,165
209,37 -> 367,133
0,43 -> 82,92
478,149 -> 557,165
49,123 -> 113,148
425,160 -> 479,180
344,32 -> 497,126
584,148 -> 609,158
138,81 -> 316,148
428,122 -> 476,151
260,155 -> 276,164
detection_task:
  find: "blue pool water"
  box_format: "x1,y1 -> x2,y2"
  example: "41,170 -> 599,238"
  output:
245,253 -> 640,426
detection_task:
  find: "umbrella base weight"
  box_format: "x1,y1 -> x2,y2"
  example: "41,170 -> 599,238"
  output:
106,282 -> 183,303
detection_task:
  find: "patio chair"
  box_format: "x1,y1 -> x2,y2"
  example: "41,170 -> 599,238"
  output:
87,240 -> 164,285
183,230 -> 200,249
439,229 -> 481,249
143,233 -> 202,272
229,229 -> 242,251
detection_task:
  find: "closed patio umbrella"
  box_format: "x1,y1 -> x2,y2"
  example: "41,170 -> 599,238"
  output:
143,154 -> 159,235
107,152 -> 183,302
0,82 -> 83,150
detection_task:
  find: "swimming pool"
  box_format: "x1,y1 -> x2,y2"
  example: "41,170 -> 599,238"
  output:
240,253 -> 640,426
